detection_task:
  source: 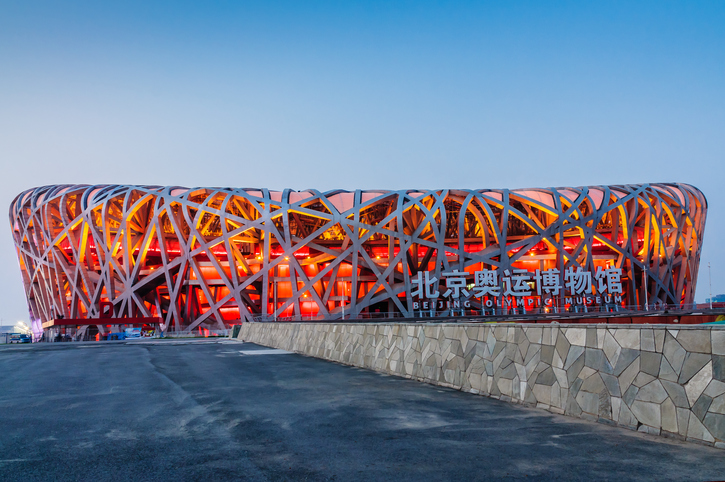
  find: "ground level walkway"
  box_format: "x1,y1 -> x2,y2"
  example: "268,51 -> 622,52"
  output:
0,339 -> 723,481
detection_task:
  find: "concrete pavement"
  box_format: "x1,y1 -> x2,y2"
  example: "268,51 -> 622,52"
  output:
0,339 -> 723,481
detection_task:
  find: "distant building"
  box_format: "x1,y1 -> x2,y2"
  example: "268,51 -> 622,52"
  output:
0,322 -> 31,335
706,294 -> 725,304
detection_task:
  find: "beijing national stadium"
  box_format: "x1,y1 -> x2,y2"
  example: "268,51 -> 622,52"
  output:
9,183 -> 707,336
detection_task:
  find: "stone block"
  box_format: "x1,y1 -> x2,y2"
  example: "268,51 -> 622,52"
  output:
553,367 -> 569,389
641,329 -> 655,352
553,349 -> 566,371
532,384 -> 551,405
537,367 -> 556,386
579,366 -> 596,380
618,358 -> 640,395
661,380 -> 690,408
565,345 -> 585,370
550,382 -> 562,407
558,386 -> 569,407
679,353 -> 712,385
714,330 -> 725,356
598,390 -> 612,419
586,329 -> 597,348
581,411 -> 598,422
659,356 -> 678,382
635,380 -> 668,404
663,334 -> 686,374
570,377 -> 584,398
601,372 -> 621,397
517,338 -> 530,362
486,331 -> 496,355
661,398 -> 678,434
524,347 -> 542,374
618,401 -> 639,428
540,345 -> 554,365
492,341 -> 506,360
714,355 -> 725,382
638,425 -> 660,436
442,326 -> 457,340
452,339 -> 464,356
613,349 -> 640,377
566,394 -> 583,417
677,407 -> 690,437
692,394 -> 713,422
541,327 -> 552,345
565,328 -> 586,347
710,394 -> 725,414
524,385 -> 538,404
614,329 -> 640,350
512,376 -> 522,399
576,390 -> 599,415
584,348 -> 608,372
654,329 -> 666,353
705,379 -> 725,399
623,385 -> 639,406
498,353 -> 513,372
506,326 -> 516,343
685,361 -> 713,407
677,329 -> 712,354
581,373 -> 606,394
597,328 -> 606,349
566,353 -> 586,386
526,327 -> 543,344
640,352 -> 662,377
631,400 -> 661,427
611,397 -> 622,422
688,412 -> 716,443
633,371 -> 656,388
603,332 -> 621,368
555,333 -> 571,361
497,377 -> 513,397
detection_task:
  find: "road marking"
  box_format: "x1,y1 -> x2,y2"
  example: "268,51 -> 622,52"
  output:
550,432 -> 592,439
238,349 -> 292,355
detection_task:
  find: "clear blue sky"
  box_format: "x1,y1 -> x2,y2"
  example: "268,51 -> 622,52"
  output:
1,1 -> 724,323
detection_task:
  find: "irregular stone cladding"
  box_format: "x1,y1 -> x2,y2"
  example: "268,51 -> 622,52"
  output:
235,322 -> 725,448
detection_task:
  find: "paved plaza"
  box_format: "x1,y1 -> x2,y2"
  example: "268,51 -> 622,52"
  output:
0,339 -> 724,481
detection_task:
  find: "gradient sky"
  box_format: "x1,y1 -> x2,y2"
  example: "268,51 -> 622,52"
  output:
1,1 -> 724,324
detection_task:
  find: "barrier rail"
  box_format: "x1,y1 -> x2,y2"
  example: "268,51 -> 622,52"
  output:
251,303 -> 725,324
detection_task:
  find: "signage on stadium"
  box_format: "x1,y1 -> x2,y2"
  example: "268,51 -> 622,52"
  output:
409,267 -> 625,311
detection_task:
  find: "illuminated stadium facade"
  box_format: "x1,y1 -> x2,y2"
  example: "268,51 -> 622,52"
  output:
10,183 -> 707,334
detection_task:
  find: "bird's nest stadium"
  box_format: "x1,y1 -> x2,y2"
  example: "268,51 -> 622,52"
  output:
9,183 -> 707,336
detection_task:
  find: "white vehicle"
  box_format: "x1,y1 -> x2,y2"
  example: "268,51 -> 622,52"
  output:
124,327 -> 142,339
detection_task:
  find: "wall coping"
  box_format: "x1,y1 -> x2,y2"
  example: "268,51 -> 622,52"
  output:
245,321 -> 725,330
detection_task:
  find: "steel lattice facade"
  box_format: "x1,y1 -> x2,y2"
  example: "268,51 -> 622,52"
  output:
10,183 -> 707,333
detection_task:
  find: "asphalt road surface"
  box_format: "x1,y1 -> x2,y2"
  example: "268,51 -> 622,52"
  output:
1,339 -> 724,481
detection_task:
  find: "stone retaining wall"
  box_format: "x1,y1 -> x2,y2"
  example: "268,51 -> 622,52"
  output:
235,322 -> 725,447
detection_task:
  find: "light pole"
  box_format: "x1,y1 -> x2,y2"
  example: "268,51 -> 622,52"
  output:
644,264 -> 649,311
340,281 -> 348,320
273,278 -> 277,322
709,262 -> 713,310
